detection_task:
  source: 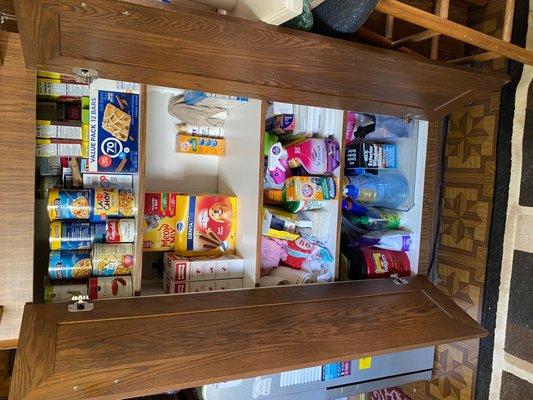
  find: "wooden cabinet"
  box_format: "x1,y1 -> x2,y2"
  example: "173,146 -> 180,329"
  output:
13,0 -> 507,119
3,1 -> 510,398
11,277 -> 485,400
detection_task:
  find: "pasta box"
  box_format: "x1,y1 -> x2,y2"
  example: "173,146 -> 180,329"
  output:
89,90 -> 139,173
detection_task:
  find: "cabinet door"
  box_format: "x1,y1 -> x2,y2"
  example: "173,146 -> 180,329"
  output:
11,276 -> 485,400
14,0 -> 508,120
0,31 -> 35,349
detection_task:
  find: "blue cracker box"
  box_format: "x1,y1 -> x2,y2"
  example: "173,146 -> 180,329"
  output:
89,90 -> 139,173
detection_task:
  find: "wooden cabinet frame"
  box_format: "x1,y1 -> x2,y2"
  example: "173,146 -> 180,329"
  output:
11,277 -> 485,400
3,1 -> 510,398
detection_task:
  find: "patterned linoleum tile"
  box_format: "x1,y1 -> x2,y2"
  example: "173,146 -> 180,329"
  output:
400,87 -> 500,400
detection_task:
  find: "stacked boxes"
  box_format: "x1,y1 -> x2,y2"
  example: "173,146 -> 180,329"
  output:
163,253 -> 244,293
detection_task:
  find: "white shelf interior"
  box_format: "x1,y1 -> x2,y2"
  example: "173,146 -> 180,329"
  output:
399,120 -> 428,275
142,85 -> 263,289
140,85 -> 427,292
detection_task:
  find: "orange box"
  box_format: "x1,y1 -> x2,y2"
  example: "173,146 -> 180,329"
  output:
175,134 -> 226,156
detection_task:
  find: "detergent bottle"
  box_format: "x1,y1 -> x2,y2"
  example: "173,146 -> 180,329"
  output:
285,138 -> 340,175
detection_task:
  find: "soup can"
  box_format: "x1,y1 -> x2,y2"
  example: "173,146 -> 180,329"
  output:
88,276 -> 133,300
47,189 -> 93,221
45,282 -> 88,303
92,243 -> 135,277
49,221 -> 93,250
49,250 -> 92,280
106,219 -> 136,243
92,189 -> 136,222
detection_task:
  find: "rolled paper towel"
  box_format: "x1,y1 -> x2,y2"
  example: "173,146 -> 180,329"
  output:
268,266 -> 314,285
259,276 -> 290,287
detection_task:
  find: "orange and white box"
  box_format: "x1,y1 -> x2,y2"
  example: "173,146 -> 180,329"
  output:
163,253 -> 244,282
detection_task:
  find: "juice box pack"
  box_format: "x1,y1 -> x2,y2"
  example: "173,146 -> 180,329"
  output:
89,90 -> 139,173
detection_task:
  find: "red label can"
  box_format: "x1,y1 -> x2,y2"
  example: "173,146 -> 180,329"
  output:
89,276 -> 133,299
106,219 -> 136,243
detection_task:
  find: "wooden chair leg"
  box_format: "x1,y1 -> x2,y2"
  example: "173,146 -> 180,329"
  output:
449,0 -> 516,64
385,15 -> 394,39
375,0 -> 533,65
430,0 -> 450,60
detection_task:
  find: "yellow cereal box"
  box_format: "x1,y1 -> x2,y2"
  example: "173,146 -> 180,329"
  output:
175,194 -> 237,256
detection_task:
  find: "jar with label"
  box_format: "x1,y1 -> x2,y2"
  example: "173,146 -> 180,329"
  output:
345,247 -> 410,280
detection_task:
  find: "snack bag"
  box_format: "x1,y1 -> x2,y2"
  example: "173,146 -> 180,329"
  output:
175,194 -> 237,256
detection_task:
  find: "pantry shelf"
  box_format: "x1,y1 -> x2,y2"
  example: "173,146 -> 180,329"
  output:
133,84 -> 147,295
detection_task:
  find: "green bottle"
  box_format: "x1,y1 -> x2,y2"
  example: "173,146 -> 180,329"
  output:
346,209 -> 402,230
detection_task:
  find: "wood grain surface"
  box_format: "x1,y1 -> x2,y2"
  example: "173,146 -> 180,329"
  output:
0,31 -> 35,349
10,276 -> 486,400
0,0 -> 18,33
418,119 -> 446,275
133,84 -> 147,296
13,0 -> 508,120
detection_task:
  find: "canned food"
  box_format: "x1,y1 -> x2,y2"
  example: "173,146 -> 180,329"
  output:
106,219 -> 136,243
92,222 -> 108,243
45,282 -> 88,303
88,276 -> 133,299
92,189 -> 136,222
92,243 -> 135,276
49,221 -> 93,250
49,250 -> 92,280
47,189 -> 93,221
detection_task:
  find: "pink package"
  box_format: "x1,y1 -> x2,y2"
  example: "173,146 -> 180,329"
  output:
286,138 -> 340,175
260,237 -> 288,275
269,158 -> 292,185
345,112 -> 357,143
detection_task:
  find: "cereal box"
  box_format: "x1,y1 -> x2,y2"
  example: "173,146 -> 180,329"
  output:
175,194 -> 237,256
164,253 -> 244,282
143,192 -> 178,251
36,139 -> 87,158
36,120 -> 86,140
89,90 -> 139,173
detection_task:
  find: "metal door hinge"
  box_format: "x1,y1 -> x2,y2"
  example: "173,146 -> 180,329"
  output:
0,12 -> 16,25
72,67 -> 98,84
68,295 -> 93,312
391,273 -> 409,285
402,113 -> 421,123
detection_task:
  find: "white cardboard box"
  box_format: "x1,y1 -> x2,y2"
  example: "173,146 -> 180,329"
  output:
163,253 -> 244,282
163,275 -> 243,294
